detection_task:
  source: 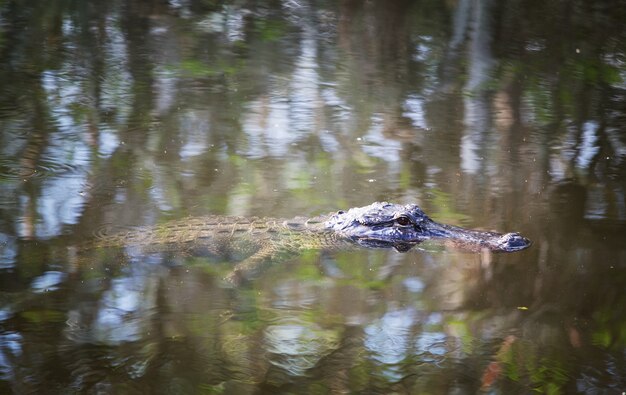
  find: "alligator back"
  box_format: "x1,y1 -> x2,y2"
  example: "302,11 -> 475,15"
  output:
80,214 -> 347,284
85,214 -> 343,256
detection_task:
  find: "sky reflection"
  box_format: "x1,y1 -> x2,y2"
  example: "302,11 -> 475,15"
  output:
0,0 -> 624,393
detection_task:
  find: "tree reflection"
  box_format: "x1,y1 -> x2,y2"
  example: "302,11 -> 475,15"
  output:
0,0 -> 625,393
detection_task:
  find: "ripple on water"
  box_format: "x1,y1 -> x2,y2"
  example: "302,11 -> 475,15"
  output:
0,233 -> 17,269
92,223 -> 142,240
0,141 -> 90,182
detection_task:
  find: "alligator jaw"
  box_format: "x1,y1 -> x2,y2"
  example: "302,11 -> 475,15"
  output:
347,220 -> 531,253
423,221 -> 532,253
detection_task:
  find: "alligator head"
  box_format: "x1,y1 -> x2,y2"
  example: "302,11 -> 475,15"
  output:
325,202 -> 531,253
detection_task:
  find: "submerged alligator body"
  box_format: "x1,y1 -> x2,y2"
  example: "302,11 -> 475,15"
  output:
86,202 -> 531,282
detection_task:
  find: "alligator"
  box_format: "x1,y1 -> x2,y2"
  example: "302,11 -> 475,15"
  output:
85,202 -> 531,283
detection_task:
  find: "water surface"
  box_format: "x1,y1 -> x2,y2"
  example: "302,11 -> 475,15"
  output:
0,0 -> 625,393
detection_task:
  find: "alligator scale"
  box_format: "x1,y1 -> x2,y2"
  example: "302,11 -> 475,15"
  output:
86,202 -> 531,283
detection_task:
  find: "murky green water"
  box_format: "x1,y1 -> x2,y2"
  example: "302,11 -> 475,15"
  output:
0,0 -> 625,393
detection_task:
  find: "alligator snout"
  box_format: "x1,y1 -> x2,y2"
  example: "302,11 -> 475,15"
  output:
498,232 -> 531,252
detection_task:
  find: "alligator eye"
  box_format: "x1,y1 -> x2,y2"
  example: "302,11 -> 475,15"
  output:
395,216 -> 411,226
336,210 -> 345,215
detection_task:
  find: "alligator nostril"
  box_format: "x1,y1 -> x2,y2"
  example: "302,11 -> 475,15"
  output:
504,232 -> 531,249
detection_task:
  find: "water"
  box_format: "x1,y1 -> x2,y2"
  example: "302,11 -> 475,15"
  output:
0,0 -> 625,393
